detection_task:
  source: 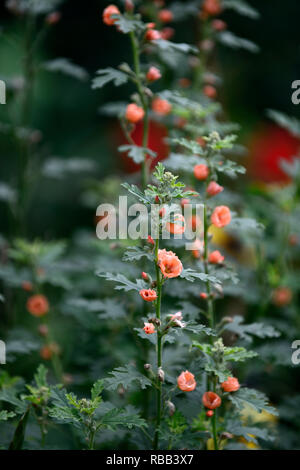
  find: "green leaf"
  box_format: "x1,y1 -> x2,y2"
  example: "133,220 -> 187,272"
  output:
228,388 -> 278,416
184,322 -> 216,337
114,15 -> 144,33
43,157 -> 96,179
228,217 -> 264,235
172,138 -> 204,155
224,316 -> 281,342
96,272 -> 146,292
223,346 -> 258,362
104,365 -> 152,391
180,268 -> 220,284
123,246 -> 154,262
33,365 -> 48,388
100,406 -> 146,430
155,39 -> 198,55
0,182 -> 17,204
9,406 -> 30,450
118,145 -> 157,164
223,0 -> 260,19
213,159 -> 246,178
0,410 -> 16,421
226,420 -> 274,444
218,31 -> 259,53
43,58 -> 88,81
92,68 -> 128,89
267,109 -> 300,138
122,182 -> 152,204
91,380 -> 104,401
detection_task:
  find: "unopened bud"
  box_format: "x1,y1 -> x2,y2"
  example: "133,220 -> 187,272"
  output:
125,0 -> 134,12
142,272 -> 149,281
223,316 -> 233,323
166,400 -> 176,416
144,363 -> 151,370
158,367 -> 165,382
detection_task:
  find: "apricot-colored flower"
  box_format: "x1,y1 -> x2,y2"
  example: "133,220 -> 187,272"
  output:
145,29 -> 161,41
143,322 -> 156,334
27,295 -> 49,317
207,181 -> 224,196
272,287 -> 292,307
103,5 -> 120,26
208,250 -> 224,264
166,214 -> 185,234
211,205 -> 231,228
221,377 -> 240,392
202,0 -> 222,16
40,342 -> 60,360
177,370 -> 196,392
147,66 -> 161,82
158,9 -> 173,23
139,289 -> 157,302
194,164 -> 209,180
204,85 -> 217,99
125,103 -> 145,123
202,391 -> 222,409
152,97 -> 172,115
158,249 -> 183,278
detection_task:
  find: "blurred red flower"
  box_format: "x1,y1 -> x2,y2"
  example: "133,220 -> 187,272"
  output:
248,124 -> 300,182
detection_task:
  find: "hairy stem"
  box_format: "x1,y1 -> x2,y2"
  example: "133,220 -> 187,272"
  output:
153,237 -> 162,450
129,31 -> 149,189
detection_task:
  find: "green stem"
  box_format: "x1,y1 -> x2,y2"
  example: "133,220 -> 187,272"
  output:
153,238 -> 162,450
129,31 -> 149,189
203,203 -> 214,333
211,410 -> 219,450
17,13 -> 36,236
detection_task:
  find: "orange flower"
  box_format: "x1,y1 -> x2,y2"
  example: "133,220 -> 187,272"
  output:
202,0 -> 222,16
102,5 -> 120,26
40,342 -> 60,360
204,85 -> 217,99
177,370 -> 196,392
158,249 -> 183,278
206,181 -> 223,196
202,391 -> 222,409
147,66 -> 162,82
152,97 -> 172,115
143,322 -> 156,334
211,205 -> 231,228
139,289 -> 157,302
125,103 -> 145,123
158,9 -> 173,23
166,214 -> 185,234
200,292 -> 208,299
208,250 -> 224,264
27,295 -> 49,317
272,287 -> 292,307
145,29 -> 161,41
194,164 -> 209,180
221,377 -> 240,392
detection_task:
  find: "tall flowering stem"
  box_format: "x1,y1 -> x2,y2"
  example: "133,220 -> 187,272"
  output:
129,30 -> 149,190
153,237 -> 162,450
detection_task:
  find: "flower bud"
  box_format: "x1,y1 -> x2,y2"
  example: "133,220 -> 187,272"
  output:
166,400 -> 176,416
158,367 -> 165,382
